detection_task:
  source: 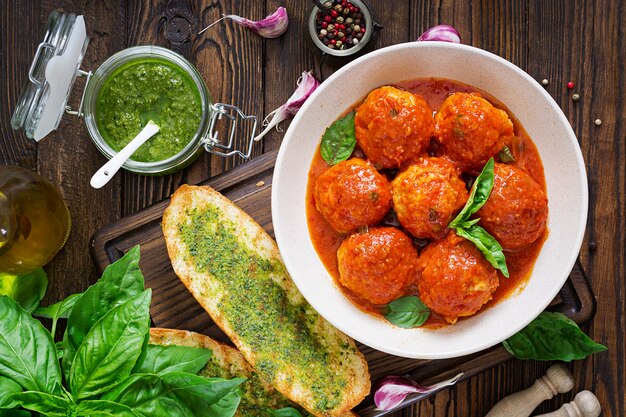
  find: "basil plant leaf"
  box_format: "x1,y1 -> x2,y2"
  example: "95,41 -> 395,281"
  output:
35,292 -> 83,320
162,372 -> 245,416
74,400 -> 141,417
8,391 -> 71,417
449,157 -> 494,228
454,225 -> 509,278
103,372 -> 244,417
503,311 -> 607,362
63,246 -> 144,379
0,409 -> 30,417
320,111 -> 356,165
101,373 -> 191,417
133,344 -> 212,376
270,407 -> 305,417
69,289 -> 152,400
0,295 -> 62,394
385,296 -> 430,328
0,375 -> 22,408
0,268 -> 47,313
34,292 -> 83,340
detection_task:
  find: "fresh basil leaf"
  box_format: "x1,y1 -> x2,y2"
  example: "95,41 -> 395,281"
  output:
270,407 -> 304,417
385,296 -> 430,328
0,295 -> 61,394
133,344 -> 212,376
63,246 -> 144,379
8,391 -> 71,417
103,372 -> 244,417
69,289 -> 151,400
74,400 -> 141,417
0,268 -> 47,313
35,292 -> 83,320
320,111 -> 356,165
449,157 -> 495,228
34,293 -> 83,339
454,225 -> 509,277
503,311 -> 607,361
0,409 -> 30,417
498,145 -> 515,163
0,376 -> 22,408
162,372 -> 245,416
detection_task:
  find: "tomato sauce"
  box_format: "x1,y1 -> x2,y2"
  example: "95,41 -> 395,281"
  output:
306,78 -> 549,326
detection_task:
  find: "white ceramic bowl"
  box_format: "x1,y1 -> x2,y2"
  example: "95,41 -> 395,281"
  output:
271,42 -> 588,359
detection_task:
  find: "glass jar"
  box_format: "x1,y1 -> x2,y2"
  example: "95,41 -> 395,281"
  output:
83,46 -> 213,175
0,166 -> 71,275
12,12 -> 260,177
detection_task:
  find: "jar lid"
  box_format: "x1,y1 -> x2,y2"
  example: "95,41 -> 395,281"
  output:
11,11 -> 89,142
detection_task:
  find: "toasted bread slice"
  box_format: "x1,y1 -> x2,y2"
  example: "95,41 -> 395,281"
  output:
149,328 -> 359,417
162,185 -> 370,417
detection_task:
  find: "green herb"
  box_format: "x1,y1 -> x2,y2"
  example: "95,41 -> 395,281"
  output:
0,268 -> 47,313
320,111 -> 356,165
270,407 -> 305,417
0,245 -> 243,417
70,289 -> 152,400
498,145 -> 515,163
447,158 -> 509,277
102,372 -> 245,417
455,225 -> 509,278
0,409 -> 30,417
132,344 -> 212,375
7,391 -> 72,415
503,311 -> 607,361
0,296 -> 61,394
62,246 -> 145,380
384,296 -> 430,328
449,158 -> 494,228
0,376 -> 23,408
34,292 -> 83,339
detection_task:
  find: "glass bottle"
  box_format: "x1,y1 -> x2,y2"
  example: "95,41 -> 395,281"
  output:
0,166 -> 71,275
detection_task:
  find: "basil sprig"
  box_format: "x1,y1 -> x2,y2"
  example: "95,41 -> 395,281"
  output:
448,158 -> 509,277
320,111 -> 356,165
385,295 -> 430,328
0,246 -> 243,417
449,158 -> 495,229
503,311 -> 607,361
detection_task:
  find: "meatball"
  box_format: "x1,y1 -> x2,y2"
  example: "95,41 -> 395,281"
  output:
392,157 -> 468,240
435,92 -> 514,172
476,163 -> 548,250
418,232 -> 500,323
355,86 -> 434,169
314,158 -> 392,233
338,227 -> 419,305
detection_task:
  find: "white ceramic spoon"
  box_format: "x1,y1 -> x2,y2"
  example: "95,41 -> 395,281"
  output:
90,121 -> 160,189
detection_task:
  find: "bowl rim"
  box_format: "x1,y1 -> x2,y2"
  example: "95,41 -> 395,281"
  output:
272,41 -> 588,359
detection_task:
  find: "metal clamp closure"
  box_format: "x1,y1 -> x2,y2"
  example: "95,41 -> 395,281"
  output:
204,103 -> 259,159
64,69 -> 92,117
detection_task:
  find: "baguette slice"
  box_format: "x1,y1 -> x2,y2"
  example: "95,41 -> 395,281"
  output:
149,328 -> 359,417
162,185 -> 370,417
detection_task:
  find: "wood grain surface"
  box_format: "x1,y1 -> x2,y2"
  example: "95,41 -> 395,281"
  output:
1,1 -> 624,416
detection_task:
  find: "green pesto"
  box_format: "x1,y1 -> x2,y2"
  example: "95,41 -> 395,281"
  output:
178,206 -> 349,413
96,58 -> 202,162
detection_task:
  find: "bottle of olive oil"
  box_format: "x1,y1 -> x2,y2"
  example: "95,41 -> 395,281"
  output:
0,166 -> 71,274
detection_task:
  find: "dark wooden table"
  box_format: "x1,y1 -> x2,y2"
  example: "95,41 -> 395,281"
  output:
1,1 -> 624,416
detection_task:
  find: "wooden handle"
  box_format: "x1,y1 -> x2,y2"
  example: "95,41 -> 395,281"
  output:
534,390 -> 601,417
484,364 -> 575,417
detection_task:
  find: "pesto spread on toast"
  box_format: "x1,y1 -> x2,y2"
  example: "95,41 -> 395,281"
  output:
162,185 -> 370,417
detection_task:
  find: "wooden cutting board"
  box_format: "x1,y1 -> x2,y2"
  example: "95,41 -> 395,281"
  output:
91,150 -> 596,417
